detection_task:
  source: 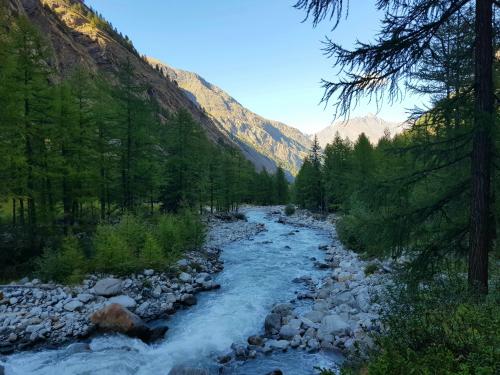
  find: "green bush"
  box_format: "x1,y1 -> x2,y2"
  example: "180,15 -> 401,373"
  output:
364,263 -> 378,276
285,204 -> 296,216
115,213 -> 147,256
353,277 -> 500,375
93,224 -> 135,275
140,232 -> 166,269
35,211 -> 206,281
36,236 -> 87,284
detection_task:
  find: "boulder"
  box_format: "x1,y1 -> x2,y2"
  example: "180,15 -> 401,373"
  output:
279,324 -> 300,340
304,310 -> 324,323
77,293 -> 94,303
64,300 -> 83,312
178,272 -> 192,283
317,315 -> 350,339
264,313 -> 281,334
266,339 -> 289,351
107,295 -> 136,308
247,335 -> 264,346
180,294 -> 197,306
272,303 -> 293,316
94,278 -> 122,297
90,303 -> 165,342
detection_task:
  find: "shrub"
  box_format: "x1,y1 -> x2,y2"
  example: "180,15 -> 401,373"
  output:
93,224 -> 134,275
352,276 -> 500,375
36,236 -> 87,284
156,214 -> 182,256
115,213 -> 147,257
285,204 -> 296,216
364,263 -> 378,276
140,232 -> 166,269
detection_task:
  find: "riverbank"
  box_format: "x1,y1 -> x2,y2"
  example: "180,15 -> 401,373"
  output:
0,214 -> 264,354
223,208 -> 392,368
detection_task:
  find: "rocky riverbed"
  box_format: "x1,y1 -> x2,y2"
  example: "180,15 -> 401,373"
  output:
222,208 -> 392,369
0,214 -> 264,355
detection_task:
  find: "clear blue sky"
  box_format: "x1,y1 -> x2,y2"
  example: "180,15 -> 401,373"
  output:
85,0 -> 423,134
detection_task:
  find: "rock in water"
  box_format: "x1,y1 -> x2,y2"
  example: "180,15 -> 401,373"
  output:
94,278 -> 122,297
168,365 -> 209,375
264,313 -> 281,334
90,303 -> 165,342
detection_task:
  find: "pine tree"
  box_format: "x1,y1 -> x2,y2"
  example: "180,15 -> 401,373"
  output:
296,0 -> 496,294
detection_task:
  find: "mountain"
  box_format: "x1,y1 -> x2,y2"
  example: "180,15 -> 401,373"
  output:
6,0 -> 280,173
148,58 -> 312,177
315,114 -> 405,147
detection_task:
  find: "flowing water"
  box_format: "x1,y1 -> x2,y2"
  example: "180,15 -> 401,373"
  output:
3,208 -> 342,375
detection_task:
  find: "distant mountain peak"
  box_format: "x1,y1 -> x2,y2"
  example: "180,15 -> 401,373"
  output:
315,114 -> 404,147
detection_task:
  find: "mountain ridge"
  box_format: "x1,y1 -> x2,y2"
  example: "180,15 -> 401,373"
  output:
148,57 -> 312,176
6,0 -> 281,174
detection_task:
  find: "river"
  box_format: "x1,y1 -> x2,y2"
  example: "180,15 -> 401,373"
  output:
4,208 -> 342,375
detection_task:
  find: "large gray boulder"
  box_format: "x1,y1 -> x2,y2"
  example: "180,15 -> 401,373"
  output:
94,278 -> 122,297
264,313 -> 281,334
279,324 -> 300,340
317,315 -> 350,340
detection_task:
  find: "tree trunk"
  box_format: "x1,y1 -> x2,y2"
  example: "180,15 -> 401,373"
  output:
468,0 -> 493,295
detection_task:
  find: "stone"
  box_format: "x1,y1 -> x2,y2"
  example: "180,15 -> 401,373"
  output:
355,287 -> 371,312
247,335 -> 264,346
178,272 -> 191,283
331,291 -> 356,307
307,338 -> 320,351
64,300 -> 83,312
77,293 -> 94,303
107,295 -> 136,308
290,335 -> 301,348
304,310 -> 325,323
218,353 -> 232,364
264,313 -> 281,334
152,285 -> 162,298
168,365 -> 209,375
318,315 -> 350,339
279,324 -> 300,340
94,278 -> 122,297
143,269 -> 154,276
91,303 -> 157,342
266,339 -> 289,351
9,297 -> 18,305
8,333 -> 17,342
176,259 -> 189,268
272,303 -> 293,316
180,294 -> 197,306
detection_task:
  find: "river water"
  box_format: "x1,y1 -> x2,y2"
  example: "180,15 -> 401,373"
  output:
4,208 -> 342,375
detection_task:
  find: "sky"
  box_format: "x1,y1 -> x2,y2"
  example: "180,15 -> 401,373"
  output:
85,0 -> 424,134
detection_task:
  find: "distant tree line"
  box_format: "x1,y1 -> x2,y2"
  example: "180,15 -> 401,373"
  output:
0,10 -> 289,279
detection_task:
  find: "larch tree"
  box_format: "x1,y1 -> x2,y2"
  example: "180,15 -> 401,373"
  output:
295,0 -> 497,294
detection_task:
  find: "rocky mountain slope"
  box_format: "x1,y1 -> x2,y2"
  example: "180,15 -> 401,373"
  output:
6,0 -> 279,173
148,58 -> 312,176
315,114 -> 405,147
